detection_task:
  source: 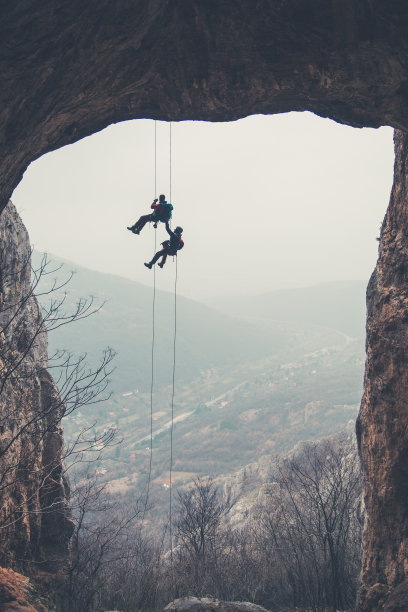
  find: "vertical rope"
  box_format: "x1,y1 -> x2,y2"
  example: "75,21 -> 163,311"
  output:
144,231 -> 156,512
168,119 -> 175,595
143,121 -> 157,520
169,254 -> 177,597
169,122 -> 172,204
154,120 -> 157,199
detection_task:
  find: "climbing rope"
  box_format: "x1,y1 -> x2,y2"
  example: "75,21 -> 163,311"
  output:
169,122 -> 172,204
142,121 -> 157,519
144,225 -> 156,513
167,119 -> 177,594
141,121 -> 177,596
155,120 -> 157,199
169,248 -> 177,596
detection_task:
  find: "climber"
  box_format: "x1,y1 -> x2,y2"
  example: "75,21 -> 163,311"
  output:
127,194 -> 173,234
144,222 -> 184,269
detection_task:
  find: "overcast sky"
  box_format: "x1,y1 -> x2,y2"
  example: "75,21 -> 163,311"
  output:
12,112 -> 394,301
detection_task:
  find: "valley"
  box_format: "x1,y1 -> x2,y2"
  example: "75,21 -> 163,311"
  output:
35,253 -> 366,512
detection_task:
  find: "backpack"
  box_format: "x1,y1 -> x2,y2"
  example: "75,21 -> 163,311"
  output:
157,202 -> 173,220
163,236 -> 184,254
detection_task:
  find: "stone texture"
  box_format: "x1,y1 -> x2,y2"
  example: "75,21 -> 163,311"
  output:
164,597 -> 270,612
0,567 -> 48,612
0,202 -> 73,584
383,579 -> 408,611
357,130 -> 408,610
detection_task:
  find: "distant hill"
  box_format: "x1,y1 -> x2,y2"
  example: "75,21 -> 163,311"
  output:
208,280 -> 367,338
32,254 -> 366,504
33,252 -> 288,392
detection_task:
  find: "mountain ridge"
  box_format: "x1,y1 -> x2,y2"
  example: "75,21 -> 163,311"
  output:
32,251 -> 289,393
208,279 -> 367,338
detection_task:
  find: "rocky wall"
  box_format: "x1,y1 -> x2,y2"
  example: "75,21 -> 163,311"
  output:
357,130 -> 408,610
0,202 -> 73,582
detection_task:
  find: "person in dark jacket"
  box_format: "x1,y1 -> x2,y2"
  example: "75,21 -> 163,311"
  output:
127,194 -> 173,234
144,222 -> 184,269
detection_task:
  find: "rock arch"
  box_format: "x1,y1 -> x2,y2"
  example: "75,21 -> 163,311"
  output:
2,1 -> 408,609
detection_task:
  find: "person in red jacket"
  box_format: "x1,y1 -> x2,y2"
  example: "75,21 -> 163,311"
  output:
144,222 -> 184,269
127,194 -> 173,234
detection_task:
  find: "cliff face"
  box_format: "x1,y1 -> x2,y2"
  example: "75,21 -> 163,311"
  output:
1,2 -> 408,609
357,130 -> 408,611
0,567 -> 48,612
0,202 -> 73,581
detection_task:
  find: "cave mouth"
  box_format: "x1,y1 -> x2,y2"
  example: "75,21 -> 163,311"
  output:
12,111 -> 394,303
3,2 -> 408,607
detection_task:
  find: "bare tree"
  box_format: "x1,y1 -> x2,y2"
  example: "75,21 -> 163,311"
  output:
257,439 -> 362,611
57,467 -> 161,612
173,477 -> 234,597
51,442 -> 363,612
0,252 -> 116,569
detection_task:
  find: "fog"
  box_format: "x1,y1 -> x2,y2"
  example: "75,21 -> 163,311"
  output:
12,112 -> 394,301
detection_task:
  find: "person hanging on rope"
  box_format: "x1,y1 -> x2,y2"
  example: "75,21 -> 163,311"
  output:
144,222 -> 184,269
127,194 -> 173,234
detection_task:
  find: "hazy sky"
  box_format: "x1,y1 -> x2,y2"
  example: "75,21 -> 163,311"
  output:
12,112 -> 394,301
